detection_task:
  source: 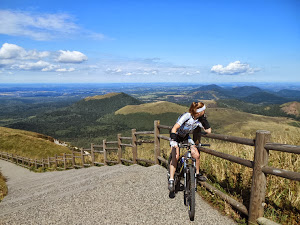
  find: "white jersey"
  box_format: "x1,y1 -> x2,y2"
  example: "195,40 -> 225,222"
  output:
176,112 -> 203,137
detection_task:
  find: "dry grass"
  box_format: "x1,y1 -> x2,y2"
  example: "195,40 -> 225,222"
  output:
115,101 -> 188,115
84,92 -> 120,101
0,127 -> 71,159
0,171 -> 8,201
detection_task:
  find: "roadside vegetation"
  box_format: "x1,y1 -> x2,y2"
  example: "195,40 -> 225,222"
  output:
0,170 -> 7,202
0,127 -> 71,159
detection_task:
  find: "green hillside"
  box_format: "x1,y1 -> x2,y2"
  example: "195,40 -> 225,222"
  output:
115,101 -> 188,115
6,92 -> 300,148
0,126 -> 71,159
116,102 -> 300,141
7,92 -> 142,147
216,99 -> 300,121
205,108 -> 300,142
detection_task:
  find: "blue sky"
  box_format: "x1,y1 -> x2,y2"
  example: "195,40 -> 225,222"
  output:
0,0 -> 299,83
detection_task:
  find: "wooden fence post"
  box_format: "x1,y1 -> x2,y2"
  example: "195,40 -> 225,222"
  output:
117,134 -> 122,164
48,156 -> 50,168
35,159 -> 37,169
55,154 -> 58,168
91,143 -> 95,166
72,151 -> 75,168
132,129 -> 137,164
81,148 -> 84,167
154,120 -> 161,164
248,130 -> 271,225
103,139 -> 107,165
63,153 -> 67,170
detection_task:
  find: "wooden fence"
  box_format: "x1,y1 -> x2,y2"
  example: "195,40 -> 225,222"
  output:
1,119 -> 299,225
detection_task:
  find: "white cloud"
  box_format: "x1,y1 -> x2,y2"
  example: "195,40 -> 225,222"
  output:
125,72 -> 132,76
0,43 -> 86,72
0,43 -> 49,60
0,10 -> 107,41
57,50 -> 88,63
0,10 -> 78,40
0,43 -> 26,59
14,60 -> 57,71
211,61 -> 260,75
105,68 -> 123,74
56,68 -> 75,72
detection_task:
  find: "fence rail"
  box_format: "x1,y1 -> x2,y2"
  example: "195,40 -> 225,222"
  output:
1,119 -> 299,225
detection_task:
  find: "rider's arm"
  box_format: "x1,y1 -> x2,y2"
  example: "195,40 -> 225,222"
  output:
199,114 -> 212,134
204,127 -> 211,134
171,123 -> 180,134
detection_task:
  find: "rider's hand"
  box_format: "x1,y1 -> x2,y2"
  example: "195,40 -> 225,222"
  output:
170,140 -> 178,148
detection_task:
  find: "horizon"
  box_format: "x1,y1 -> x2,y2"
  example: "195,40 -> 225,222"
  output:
0,0 -> 299,83
1,82 -> 300,92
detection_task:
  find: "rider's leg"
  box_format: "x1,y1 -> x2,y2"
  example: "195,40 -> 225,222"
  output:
191,145 -> 207,181
191,145 -> 200,174
169,146 -> 180,179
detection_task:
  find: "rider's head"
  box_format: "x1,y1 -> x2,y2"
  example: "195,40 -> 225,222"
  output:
189,102 -> 206,118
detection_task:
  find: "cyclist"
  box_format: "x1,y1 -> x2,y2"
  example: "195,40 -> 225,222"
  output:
168,102 -> 211,192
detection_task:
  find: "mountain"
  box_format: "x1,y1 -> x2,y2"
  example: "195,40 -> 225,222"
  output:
189,85 -> 263,101
68,92 -> 141,115
7,92 -> 142,147
188,85 -> 298,104
276,89 -> 300,100
240,92 -> 289,104
229,86 -> 263,97
0,127 -> 71,159
189,85 -> 231,100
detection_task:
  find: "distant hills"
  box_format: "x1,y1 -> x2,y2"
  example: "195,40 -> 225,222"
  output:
186,84 -> 300,104
7,92 -> 142,147
5,90 -> 300,148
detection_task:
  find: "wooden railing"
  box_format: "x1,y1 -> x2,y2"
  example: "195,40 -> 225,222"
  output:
1,119 -> 299,225
153,120 -> 300,225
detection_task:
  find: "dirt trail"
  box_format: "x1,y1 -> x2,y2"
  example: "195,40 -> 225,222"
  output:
0,160 -> 236,225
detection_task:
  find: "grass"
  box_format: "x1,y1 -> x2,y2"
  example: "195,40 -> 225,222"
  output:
84,92 -> 121,101
115,101 -> 188,115
0,171 -> 7,202
0,127 -> 72,159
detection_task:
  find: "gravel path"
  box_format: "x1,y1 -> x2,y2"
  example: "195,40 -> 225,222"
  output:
0,160 -> 236,225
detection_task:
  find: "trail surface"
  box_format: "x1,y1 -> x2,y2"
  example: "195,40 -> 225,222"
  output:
0,160 -> 236,225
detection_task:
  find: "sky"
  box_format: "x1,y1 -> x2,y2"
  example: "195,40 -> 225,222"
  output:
0,0 -> 299,83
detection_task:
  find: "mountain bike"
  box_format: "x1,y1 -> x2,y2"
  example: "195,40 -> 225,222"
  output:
167,142 -> 210,221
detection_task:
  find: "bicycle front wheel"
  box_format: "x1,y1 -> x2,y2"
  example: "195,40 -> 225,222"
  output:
187,165 -> 195,221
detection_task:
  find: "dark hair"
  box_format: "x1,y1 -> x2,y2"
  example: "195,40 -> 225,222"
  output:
189,102 -> 205,117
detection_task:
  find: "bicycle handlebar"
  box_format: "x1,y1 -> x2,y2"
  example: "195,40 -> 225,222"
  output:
177,143 -> 210,148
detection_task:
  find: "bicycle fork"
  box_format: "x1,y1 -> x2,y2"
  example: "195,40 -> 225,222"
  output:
184,153 -> 197,192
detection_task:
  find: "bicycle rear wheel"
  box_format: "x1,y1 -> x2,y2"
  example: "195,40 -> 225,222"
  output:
187,165 -> 195,221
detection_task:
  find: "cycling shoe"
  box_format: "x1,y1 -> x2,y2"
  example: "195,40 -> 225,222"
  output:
168,179 -> 175,192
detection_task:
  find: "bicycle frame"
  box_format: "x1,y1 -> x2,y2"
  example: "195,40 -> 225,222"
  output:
179,143 -> 197,193
168,142 -> 210,221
